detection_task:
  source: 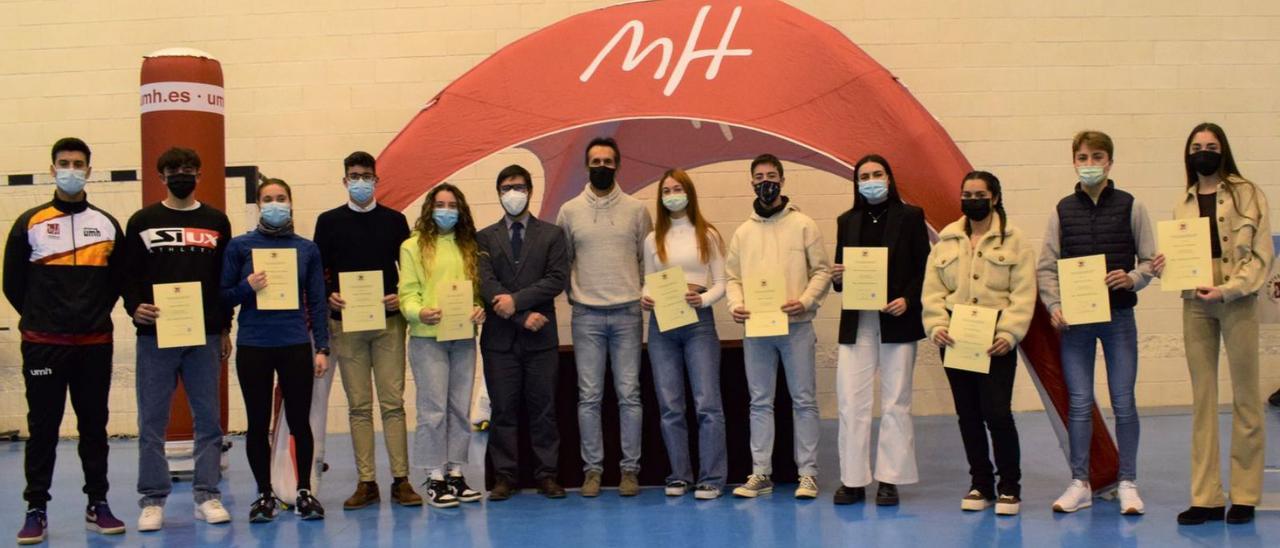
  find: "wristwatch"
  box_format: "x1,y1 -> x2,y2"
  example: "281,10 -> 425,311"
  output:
316,347 -> 330,356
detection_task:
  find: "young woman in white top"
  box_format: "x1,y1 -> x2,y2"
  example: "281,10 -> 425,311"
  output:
640,169 -> 728,500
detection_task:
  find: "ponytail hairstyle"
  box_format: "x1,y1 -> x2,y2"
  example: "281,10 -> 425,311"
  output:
413,183 -> 480,288
654,168 -> 723,265
1183,122 -> 1258,222
961,170 -> 1007,244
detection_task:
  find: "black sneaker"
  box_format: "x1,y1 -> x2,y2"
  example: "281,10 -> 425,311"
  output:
426,479 -> 459,508
447,475 -> 482,503
833,485 -> 865,505
249,493 -> 280,523
1176,505 -> 1225,525
665,480 -> 690,497
294,489 -> 325,520
875,482 -> 899,506
1226,505 -> 1254,524
16,508 -> 47,545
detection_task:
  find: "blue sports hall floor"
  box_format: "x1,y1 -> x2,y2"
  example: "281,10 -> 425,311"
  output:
2,409 -> 1277,547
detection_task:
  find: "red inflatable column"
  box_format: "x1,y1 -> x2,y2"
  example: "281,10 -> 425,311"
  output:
139,48 -> 229,440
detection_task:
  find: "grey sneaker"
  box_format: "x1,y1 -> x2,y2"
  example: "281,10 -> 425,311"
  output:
619,471 -> 640,497
732,474 -> 774,498
795,475 -> 819,499
581,470 -> 602,498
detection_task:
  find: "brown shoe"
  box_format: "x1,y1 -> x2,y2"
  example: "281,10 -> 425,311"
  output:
581,470 -> 602,497
538,477 -> 566,499
619,471 -> 640,497
391,477 -> 423,507
489,478 -> 515,501
343,481 -> 380,510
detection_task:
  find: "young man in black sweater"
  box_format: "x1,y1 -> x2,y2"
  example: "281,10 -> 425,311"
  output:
120,147 -> 233,531
312,151 -> 419,508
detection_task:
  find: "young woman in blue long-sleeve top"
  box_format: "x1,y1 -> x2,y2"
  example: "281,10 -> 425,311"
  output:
221,178 -> 329,523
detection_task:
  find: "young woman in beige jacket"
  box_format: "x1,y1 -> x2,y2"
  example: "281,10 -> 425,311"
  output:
1157,123 -> 1275,526
921,171 -> 1037,516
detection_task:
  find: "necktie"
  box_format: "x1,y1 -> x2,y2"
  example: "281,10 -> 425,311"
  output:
510,222 -> 524,263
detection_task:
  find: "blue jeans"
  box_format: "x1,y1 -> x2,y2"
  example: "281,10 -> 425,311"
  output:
408,337 -> 475,475
743,321 -> 820,477
1061,307 -> 1139,482
572,304 -> 644,473
136,335 -> 223,506
647,307 -> 726,489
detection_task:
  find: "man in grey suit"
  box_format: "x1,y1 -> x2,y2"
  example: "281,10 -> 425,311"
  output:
477,164 -> 570,500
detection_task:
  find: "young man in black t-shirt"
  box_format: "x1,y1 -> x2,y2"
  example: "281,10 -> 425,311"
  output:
313,151 -> 419,508
120,147 -> 233,531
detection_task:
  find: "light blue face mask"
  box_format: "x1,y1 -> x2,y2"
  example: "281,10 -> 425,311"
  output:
858,179 -> 889,203
662,193 -> 688,212
347,179 -> 375,204
433,208 -> 459,231
260,201 -> 292,227
55,168 -> 87,196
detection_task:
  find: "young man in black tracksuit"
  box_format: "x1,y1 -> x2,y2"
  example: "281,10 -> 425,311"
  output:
3,138 -> 127,544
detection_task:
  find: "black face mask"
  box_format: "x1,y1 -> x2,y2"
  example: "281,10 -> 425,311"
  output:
754,181 -> 781,204
1189,150 -> 1222,177
166,173 -> 197,200
961,198 -> 992,221
588,166 -> 615,190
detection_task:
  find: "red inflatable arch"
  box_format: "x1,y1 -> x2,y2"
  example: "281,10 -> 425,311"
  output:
376,0 -> 1120,489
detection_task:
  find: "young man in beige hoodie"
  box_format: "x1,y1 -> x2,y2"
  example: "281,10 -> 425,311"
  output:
725,154 -> 832,500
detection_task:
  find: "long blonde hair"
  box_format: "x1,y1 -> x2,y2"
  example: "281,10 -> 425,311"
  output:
414,183 -> 479,285
654,169 -> 723,265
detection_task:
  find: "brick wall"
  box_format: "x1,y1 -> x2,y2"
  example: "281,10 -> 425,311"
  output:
1,0 -> 1277,435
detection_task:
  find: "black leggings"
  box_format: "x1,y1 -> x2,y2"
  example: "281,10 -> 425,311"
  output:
237,344 -> 315,495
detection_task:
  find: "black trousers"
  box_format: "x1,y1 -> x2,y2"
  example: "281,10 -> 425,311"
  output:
483,343 -> 560,482
22,342 -> 113,507
236,344 -> 315,494
942,348 -> 1021,498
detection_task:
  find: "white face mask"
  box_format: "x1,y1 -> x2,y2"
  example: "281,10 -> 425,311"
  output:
661,193 -> 688,212
1077,166 -> 1106,187
500,189 -> 528,216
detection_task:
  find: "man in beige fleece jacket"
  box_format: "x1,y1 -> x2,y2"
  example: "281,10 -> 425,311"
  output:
725,154 -> 832,500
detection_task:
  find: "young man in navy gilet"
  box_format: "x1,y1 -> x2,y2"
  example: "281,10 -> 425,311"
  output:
1036,131 -> 1157,516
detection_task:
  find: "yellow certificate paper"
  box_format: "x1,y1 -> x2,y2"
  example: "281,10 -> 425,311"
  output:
252,248 -> 299,310
646,268 -> 697,332
339,270 -> 386,333
745,270 -> 789,338
1158,217 -> 1213,292
842,247 -> 888,311
154,281 -> 205,349
1058,254 -> 1111,325
943,304 -> 998,374
435,279 -> 474,341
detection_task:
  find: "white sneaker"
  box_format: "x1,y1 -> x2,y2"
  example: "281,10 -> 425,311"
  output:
195,499 -> 231,524
1052,479 -> 1092,513
1117,480 -> 1144,515
137,505 -> 163,532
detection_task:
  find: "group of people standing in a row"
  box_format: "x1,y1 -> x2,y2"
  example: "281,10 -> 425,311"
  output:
2,121 -> 1272,546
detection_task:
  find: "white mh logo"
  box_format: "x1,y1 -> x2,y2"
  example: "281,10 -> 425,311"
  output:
580,4 -> 753,97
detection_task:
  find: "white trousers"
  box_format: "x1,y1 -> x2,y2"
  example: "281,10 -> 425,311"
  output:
837,311 -> 919,488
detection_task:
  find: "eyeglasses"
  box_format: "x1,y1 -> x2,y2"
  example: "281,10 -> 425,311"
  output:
499,184 -> 529,194
347,175 -> 378,183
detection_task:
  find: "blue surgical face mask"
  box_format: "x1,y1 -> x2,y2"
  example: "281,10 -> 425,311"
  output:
347,179 -> 375,204
259,201 -> 292,227
55,168 -> 87,195
433,208 -> 459,231
1077,166 -> 1106,187
858,179 -> 889,203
